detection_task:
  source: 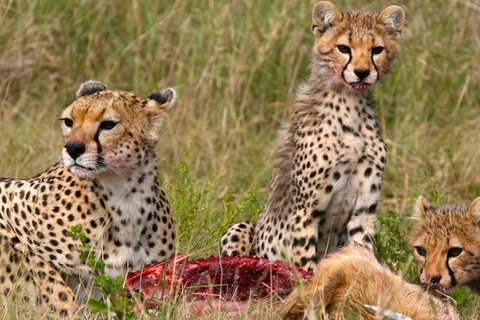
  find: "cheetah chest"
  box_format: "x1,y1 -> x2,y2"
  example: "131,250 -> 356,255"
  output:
294,101 -> 386,253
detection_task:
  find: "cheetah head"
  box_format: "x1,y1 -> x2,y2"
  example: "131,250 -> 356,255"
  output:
410,196 -> 480,294
60,80 -> 176,180
311,1 -> 405,92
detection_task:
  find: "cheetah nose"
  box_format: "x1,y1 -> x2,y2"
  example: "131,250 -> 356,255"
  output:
354,69 -> 370,81
65,142 -> 86,160
429,275 -> 441,285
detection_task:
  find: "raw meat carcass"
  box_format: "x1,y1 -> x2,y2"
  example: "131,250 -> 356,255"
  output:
124,254 -> 313,308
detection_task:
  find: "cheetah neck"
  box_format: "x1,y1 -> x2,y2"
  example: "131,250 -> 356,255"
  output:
93,148 -> 160,230
95,163 -> 158,197
294,70 -> 378,129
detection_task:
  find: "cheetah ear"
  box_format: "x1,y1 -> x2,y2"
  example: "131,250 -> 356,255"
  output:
312,1 -> 342,36
414,196 -> 433,220
147,88 -> 177,107
466,197 -> 480,225
376,5 -> 405,37
144,88 -> 177,141
76,80 -> 107,98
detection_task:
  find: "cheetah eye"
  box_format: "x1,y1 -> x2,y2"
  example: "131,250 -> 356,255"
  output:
337,45 -> 351,54
61,118 -> 74,128
448,247 -> 463,258
415,246 -> 426,257
99,120 -> 118,131
371,46 -> 384,55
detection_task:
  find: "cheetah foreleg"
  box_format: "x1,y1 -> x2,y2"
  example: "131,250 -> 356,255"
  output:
345,159 -> 384,250
28,253 -> 78,317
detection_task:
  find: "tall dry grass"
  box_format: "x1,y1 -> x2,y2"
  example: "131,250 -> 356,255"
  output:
1,0 -> 480,318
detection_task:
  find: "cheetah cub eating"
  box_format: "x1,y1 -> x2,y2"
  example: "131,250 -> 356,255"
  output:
221,1 -> 405,271
410,196 -> 480,295
0,81 -> 176,317
276,245 -> 459,320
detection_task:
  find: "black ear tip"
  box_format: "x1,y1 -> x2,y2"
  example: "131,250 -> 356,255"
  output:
148,88 -> 176,105
76,80 -> 107,98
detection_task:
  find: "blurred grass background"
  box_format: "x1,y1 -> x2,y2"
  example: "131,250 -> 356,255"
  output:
1,0 -> 479,318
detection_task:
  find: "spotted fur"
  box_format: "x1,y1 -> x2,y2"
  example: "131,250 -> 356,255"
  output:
220,1 -> 405,271
410,196 -> 480,295
0,81 -> 176,316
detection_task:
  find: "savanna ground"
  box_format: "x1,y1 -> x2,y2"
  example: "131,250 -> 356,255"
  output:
1,0 -> 480,318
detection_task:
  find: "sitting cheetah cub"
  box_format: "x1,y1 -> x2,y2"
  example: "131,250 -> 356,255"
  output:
410,196 -> 480,295
0,81 -> 176,317
221,1 -> 405,270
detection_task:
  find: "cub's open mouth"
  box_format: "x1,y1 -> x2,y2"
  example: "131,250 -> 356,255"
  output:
349,81 -> 373,91
425,283 -> 456,295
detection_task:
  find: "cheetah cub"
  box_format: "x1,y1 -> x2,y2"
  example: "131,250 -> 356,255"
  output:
0,81 -> 176,317
410,196 -> 480,295
221,1 -> 405,270
276,245 -> 459,320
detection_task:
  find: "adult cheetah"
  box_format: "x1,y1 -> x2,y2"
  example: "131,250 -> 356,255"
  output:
221,1 -> 405,271
0,81 -> 176,316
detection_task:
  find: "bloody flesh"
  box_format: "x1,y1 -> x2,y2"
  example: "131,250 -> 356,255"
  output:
125,254 -> 313,307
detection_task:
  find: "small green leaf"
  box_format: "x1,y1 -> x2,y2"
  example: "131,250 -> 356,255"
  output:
114,276 -> 125,287
450,289 -> 467,305
65,231 -> 76,239
93,275 -> 113,288
87,298 -> 108,313
72,224 -> 83,234
79,233 -> 88,244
